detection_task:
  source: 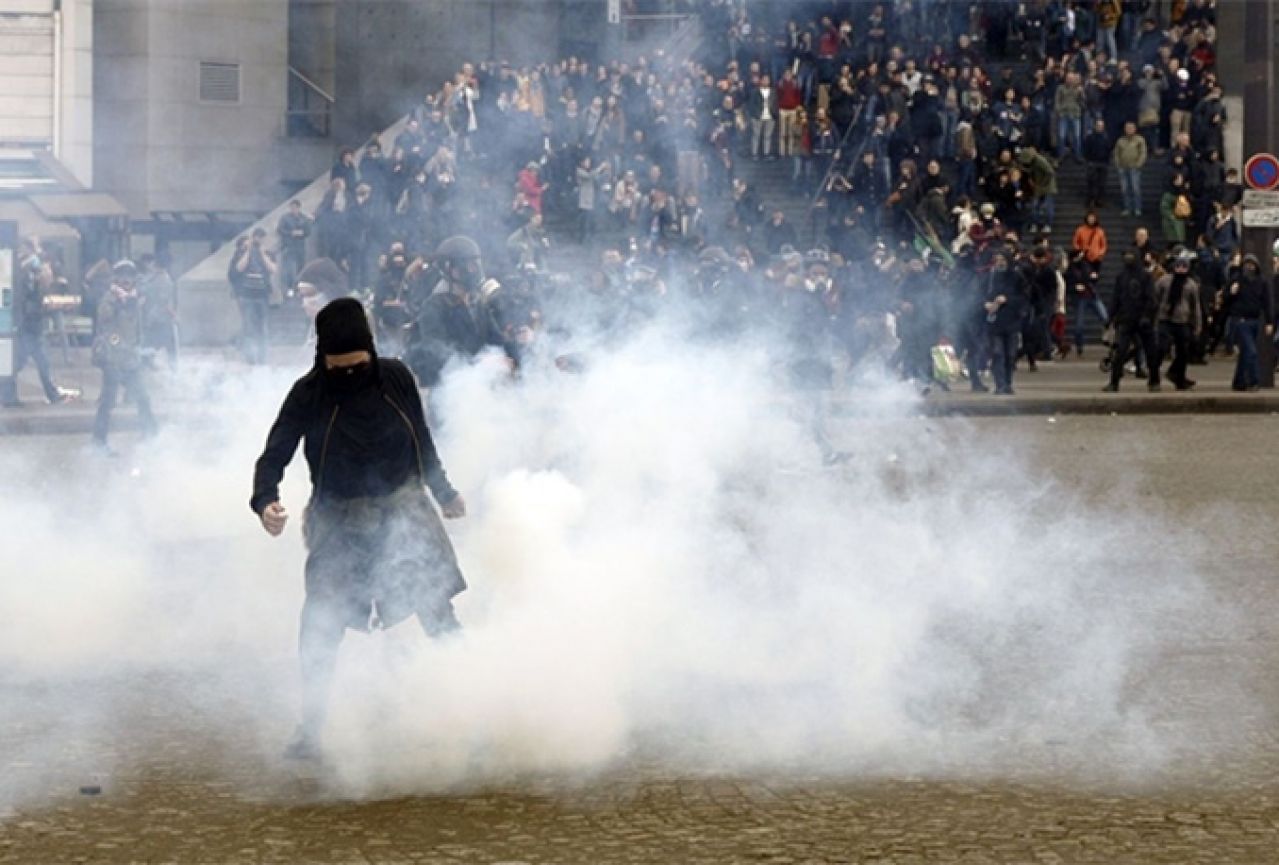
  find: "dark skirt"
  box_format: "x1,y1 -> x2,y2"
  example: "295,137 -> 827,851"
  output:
303,485 -> 467,631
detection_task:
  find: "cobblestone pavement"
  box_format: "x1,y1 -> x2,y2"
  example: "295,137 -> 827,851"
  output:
3,416 -> 1279,864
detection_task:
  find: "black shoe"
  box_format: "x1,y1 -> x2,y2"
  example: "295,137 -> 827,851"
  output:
1134,368 -> 1148,379
1175,379 -> 1196,391
1147,383 -> 1161,393
283,727 -> 322,761
1102,383 -> 1118,392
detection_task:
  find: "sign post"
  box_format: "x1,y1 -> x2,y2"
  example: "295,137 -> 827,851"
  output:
0,221 -> 18,406
1242,155 -> 1279,387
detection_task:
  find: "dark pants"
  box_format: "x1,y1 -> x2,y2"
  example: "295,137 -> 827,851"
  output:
298,487 -> 465,738
1085,163 -> 1108,207
1231,318 -> 1261,390
989,329 -> 1019,392
281,248 -> 306,295
1110,322 -> 1160,388
238,295 -> 269,365
1159,321 -> 1192,387
94,366 -> 157,445
12,327 -> 60,403
960,318 -> 989,389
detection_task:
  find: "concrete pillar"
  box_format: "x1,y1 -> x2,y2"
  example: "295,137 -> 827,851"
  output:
1219,0 -> 1279,385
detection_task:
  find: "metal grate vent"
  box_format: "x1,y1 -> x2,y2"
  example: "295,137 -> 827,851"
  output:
199,62 -> 241,103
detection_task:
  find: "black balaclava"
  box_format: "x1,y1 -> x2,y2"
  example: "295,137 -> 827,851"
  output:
315,299 -> 377,393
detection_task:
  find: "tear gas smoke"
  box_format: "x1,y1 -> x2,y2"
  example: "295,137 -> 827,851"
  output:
0,325 -> 1232,807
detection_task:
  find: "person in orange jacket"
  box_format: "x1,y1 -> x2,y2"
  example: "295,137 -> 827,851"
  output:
1072,211 -> 1109,276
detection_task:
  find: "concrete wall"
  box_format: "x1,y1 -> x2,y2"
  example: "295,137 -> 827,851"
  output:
0,1 -> 55,147
95,0 -> 289,218
0,0 -> 94,186
287,0 -> 335,95
332,0 -> 568,147
60,0 -> 95,186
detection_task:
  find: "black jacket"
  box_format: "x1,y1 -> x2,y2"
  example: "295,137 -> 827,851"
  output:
1230,261 -> 1274,323
251,358 -> 456,515
1110,264 -> 1157,326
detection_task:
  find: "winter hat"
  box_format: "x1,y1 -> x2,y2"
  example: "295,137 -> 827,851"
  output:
315,298 -> 374,356
296,257 -> 348,297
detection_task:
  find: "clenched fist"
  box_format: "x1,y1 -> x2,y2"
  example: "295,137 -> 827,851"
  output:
261,501 -> 288,536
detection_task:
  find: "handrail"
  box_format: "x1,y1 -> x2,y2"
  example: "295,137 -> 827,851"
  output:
620,13 -> 695,21
808,98 -> 868,213
288,66 -> 334,105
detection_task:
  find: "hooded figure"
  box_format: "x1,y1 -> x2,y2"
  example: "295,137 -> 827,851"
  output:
1154,250 -> 1202,390
251,298 -> 468,759
1227,253 -> 1275,392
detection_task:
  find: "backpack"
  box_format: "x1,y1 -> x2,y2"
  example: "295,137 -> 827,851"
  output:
1173,194 -> 1192,219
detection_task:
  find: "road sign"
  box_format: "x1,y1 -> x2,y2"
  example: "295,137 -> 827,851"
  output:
1243,189 -> 1279,208
1245,153 -> 1279,190
1242,208 -> 1279,228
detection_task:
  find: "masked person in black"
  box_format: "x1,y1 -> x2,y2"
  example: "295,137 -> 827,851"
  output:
404,235 -> 502,393
1104,251 -> 1161,392
251,298 -> 468,759
1227,254 -> 1275,392
985,250 -> 1027,395
372,241 -> 412,356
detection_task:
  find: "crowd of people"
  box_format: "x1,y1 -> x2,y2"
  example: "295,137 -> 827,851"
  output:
225,0 -> 1266,397
11,0 -> 1266,428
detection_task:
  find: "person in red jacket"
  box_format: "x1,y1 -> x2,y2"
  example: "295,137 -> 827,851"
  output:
777,69 -> 805,158
516,162 -> 548,215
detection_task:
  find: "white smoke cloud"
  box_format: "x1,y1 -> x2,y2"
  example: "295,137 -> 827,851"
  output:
0,332 -> 1234,809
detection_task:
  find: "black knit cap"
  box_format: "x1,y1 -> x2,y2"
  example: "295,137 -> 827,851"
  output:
315,298 -> 375,356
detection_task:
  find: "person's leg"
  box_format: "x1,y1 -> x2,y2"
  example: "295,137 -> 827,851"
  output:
989,331 -> 1009,391
763,118 -> 776,157
1140,323 -> 1161,386
778,109 -> 793,157
295,595 -> 346,749
1169,323 -> 1190,385
127,368 -> 158,435
1109,327 -> 1134,388
1133,168 -> 1143,214
1003,332 -> 1018,391
1233,319 -> 1259,388
251,298 -> 269,365
26,332 -> 61,402
93,368 -> 120,446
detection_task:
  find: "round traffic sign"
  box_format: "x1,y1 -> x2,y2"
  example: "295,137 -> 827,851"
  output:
1245,153 -> 1279,190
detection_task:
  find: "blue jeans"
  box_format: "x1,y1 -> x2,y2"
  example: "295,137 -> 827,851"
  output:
956,159 -> 976,199
1056,116 -> 1081,159
1098,26 -> 1118,61
1119,168 -> 1142,213
1073,296 -> 1109,350
939,110 -> 958,158
1232,318 -> 1261,389
1032,195 -> 1055,228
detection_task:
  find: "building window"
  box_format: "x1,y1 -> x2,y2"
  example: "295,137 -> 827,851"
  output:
199,62 -> 241,104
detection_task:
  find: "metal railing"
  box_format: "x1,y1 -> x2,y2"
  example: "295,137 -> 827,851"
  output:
286,66 -> 333,138
806,99 -> 870,242
621,11 -> 696,45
